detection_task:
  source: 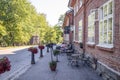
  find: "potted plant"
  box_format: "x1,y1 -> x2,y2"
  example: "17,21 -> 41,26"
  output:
38,45 -> 45,57
28,47 -> 38,64
0,56 -> 11,74
53,49 -> 60,62
49,60 -> 57,71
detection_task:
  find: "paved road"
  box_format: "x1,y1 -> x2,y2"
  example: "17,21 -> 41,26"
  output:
0,46 -> 48,80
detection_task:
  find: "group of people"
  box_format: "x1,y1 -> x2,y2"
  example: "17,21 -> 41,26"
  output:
45,42 -> 74,54
57,42 -> 74,53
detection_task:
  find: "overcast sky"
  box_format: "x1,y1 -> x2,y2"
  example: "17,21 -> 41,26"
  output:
29,0 -> 69,26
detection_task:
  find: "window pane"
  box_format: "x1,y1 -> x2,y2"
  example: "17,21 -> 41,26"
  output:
108,18 -> 112,31
88,15 -> 91,24
103,34 -> 107,43
79,20 -> 82,42
104,5 -> 107,17
104,20 -> 107,32
88,26 -> 91,40
103,20 -> 107,43
100,33 -> 104,43
99,7 -> 103,20
91,13 -> 95,23
88,12 -> 95,42
99,21 -> 103,43
99,1 -> 113,44
79,0 -> 82,8
108,18 -> 112,44
108,1 -> 113,14
88,25 -> 94,42
79,30 -> 82,42
108,31 -> 112,44
99,21 -> 103,32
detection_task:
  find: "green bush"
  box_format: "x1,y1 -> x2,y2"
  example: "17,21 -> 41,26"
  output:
53,49 -> 60,56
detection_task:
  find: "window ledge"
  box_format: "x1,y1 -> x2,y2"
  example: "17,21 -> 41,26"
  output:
87,42 -> 95,48
73,41 -> 79,44
96,44 -> 114,52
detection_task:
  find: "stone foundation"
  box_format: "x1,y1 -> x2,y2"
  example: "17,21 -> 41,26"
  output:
83,53 -> 120,80
96,61 -> 120,80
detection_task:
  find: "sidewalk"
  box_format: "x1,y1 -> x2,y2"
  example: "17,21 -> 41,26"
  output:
15,51 -> 103,80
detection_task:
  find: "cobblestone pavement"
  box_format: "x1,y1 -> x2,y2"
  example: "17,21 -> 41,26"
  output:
15,50 -> 103,80
0,46 -> 48,80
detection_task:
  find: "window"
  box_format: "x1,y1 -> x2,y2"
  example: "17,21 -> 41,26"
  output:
99,0 -> 113,45
88,12 -> 95,43
74,0 -> 79,16
79,20 -> 82,42
79,0 -> 83,8
74,6 -> 76,15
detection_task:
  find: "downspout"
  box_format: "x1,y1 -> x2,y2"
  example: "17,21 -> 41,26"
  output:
83,0 -> 86,56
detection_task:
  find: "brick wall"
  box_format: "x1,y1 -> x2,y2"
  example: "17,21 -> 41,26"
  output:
73,0 -> 120,76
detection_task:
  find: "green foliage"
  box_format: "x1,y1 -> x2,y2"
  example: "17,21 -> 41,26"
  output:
57,14 -> 65,27
53,49 -> 60,56
53,25 -> 63,43
49,61 -> 57,67
0,0 -> 63,46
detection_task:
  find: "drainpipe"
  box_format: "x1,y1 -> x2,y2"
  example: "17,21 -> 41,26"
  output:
83,0 -> 87,56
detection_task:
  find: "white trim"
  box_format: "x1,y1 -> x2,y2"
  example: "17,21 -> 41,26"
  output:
88,12 -> 95,43
87,42 -> 95,45
99,0 -> 114,45
79,0 -> 83,8
96,44 -> 113,49
79,20 -> 83,42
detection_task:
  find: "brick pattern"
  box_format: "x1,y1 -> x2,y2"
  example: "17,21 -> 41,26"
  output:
73,0 -> 120,73
63,0 -> 120,79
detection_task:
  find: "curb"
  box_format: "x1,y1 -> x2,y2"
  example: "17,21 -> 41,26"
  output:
4,64 -> 31,80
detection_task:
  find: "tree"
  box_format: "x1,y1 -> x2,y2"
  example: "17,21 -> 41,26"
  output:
57,14 -> 65,27
0,0 -> 50,46
53,25 -> 63,43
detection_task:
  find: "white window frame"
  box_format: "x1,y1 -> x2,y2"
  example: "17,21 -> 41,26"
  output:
79,0 -> 83,8
79,20 -> 82,42
98,0 -> 114,48
87,12 -> 95,44
76,0 -> 78,12
74,0 -> 79,16
74,5 -> 76,16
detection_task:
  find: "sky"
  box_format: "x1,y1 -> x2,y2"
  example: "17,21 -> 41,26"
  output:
29,0 -> 69,26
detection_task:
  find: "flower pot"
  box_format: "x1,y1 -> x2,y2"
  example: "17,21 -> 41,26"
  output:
28,47 -> 38,64
50,65 -> 56,71
38,45 -> 45,57
49,61 -> 57,71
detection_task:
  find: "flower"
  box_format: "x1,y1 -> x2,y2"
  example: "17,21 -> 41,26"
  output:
28,47 -> 38,54
38,45 -> 45,50
0,56 -> 11,74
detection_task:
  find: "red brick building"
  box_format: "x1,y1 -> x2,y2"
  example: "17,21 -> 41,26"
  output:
62,10 -> 74,43
63,0 -> 120,80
